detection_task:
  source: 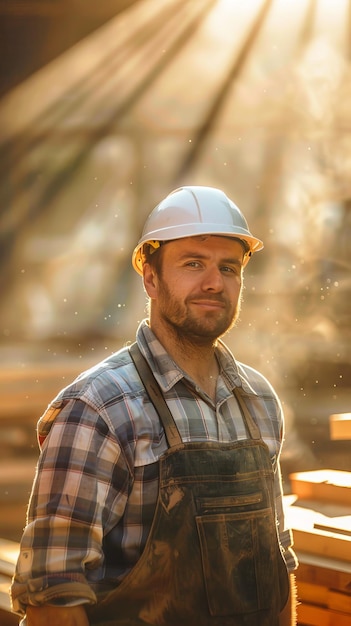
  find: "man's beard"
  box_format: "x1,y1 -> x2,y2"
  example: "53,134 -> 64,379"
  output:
156,279 -> 242,346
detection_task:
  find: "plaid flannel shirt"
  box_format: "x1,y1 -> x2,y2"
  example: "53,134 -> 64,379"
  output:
11,320 -> 297,616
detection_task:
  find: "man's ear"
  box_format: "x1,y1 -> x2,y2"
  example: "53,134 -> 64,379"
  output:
143,263 -> 158,298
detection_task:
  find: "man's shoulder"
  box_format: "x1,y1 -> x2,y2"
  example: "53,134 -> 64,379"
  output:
50,344 -> 139,406
236,360 -> 278,399
78,344 -> 133,382
37,344 -> 144,442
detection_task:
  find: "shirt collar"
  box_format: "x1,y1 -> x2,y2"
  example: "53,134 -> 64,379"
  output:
135,319 -> 256,396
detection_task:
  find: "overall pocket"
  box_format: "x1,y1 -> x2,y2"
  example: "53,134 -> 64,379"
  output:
196,507 -> 277,616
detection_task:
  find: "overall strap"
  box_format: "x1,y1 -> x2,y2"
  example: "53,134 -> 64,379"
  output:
129,342 -> 183,448
233,387 -> 262,440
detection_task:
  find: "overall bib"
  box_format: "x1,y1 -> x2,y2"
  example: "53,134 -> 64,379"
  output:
87,346 -> 289,626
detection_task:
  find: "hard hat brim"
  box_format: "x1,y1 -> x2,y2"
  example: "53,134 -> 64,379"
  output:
132,229 -> 263,275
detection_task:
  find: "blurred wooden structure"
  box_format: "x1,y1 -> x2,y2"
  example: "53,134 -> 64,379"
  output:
290,469 -> 351,507
330,413 -> 351,441
0,1 -> 351,623
287,469 -> 351,625
0,540 -> 20,626
297,553 -> 351,626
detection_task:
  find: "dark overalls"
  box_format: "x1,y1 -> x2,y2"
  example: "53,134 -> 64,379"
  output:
88,347 -> 289,626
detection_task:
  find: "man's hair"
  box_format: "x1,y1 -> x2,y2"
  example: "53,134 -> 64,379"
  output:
142,242 -> 165,276
142,236 -> 249,277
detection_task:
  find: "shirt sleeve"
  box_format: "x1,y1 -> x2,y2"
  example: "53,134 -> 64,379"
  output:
11,398 -> 131,615
274,414 -> 299,573
274,467 -> 298,572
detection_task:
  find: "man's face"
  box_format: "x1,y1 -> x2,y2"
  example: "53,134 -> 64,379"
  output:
144,236 -> 245,345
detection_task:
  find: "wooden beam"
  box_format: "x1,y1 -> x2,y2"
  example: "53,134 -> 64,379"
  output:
293,527 -> 351,562
0,539 -> 19,577
298,602 -> 351,626
296,551 -> 351,594
298,581 -> 351,613
0,540 -> 19,625
290,469 -> 351,506
330,413 -> 351,441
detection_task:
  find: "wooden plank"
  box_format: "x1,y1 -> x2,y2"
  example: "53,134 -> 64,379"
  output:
285,495 -> 351,533
285,494 -> 351,561
297,580 -> 328,606
298,602 -> 351,626
289,469 -> 351,506
330,413 -> 351,440
296,551 -> 351,594
0,607 -> 19,626
293,527 -> 351,562
0,575 -> 12,612
298,581 -> 351,613
328,588 -> 351,614
0,540 -> 19,577
0,540 -> 19,623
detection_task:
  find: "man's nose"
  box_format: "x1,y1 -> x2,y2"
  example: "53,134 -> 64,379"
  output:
201,266 -> 224,291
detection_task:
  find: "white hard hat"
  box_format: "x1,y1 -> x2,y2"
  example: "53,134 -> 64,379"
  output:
132,186 -> 263,275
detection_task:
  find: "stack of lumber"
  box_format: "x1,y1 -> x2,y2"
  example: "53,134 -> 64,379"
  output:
0,539 -> 19,626
329,413 -> 351,440
286,469 -> 351,626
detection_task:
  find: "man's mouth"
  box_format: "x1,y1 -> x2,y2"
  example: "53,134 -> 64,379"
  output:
190,299 -> 226,310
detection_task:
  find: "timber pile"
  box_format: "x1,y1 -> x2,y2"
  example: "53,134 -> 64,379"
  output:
329,413 -> 351,441
0,539 -> 19,626
286,468 -> 351,626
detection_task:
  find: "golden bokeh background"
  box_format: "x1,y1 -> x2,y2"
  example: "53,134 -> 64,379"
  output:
0,0 -> 350,541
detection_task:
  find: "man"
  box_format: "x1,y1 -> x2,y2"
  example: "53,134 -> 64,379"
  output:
11,186 -> 298,625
